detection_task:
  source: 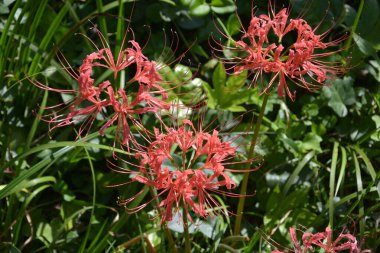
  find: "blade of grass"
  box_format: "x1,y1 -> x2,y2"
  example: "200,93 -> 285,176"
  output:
26,89 -> 48,150
283,151 -> 315,196
91,187 -> 150,253
78,144 -> 97,253
335,146 -> 347,196
353,145 -> 380,197
87,218 -> 110,250
353,151 -> 365,238
334,186 -> 378,208
96,0 -> 109,42
329,142 -> 339,229
0,0 -> 22,83
0,146 -> 72,200
12,180 -> 55,246
115,0 -> 125,58
28,2 -> 70,75
345,0 -> 365,51
353,146 -> 377,180
66,1 -> 93,51
0,139 -> 131,200
2,126 -> 130,171
0,176 -> 56,197
20,0 -> 49,65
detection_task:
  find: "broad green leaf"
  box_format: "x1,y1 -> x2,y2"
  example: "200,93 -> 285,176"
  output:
190,3 -> 210,16
357,0 -> 379,36
322,77 -> 356,117
343,4 -> 356,27
301,133 -> 322,152
371,115 -> 380,141
174,64 -> 193,82
353,33 -> 379,57
37,223 -> 53,244
0,3 -> 9,14
227,14 -> 241,36
226,70 -> 247,89
279,132 -> 303,155
368,60 -> 380,82
211,0 -> 236,14
212,62 -> 226,99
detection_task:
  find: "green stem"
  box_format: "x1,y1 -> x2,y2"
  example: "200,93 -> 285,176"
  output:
233,93 -> 269,235
164,225 -> 177,253
183,211 -> 191,253
79,145 -> 97,253
345,0 -> 365,51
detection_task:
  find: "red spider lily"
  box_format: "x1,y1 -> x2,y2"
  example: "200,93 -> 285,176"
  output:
31,26 -> 170,146
218,2 -> 345,101
272,227 -> 370,253
116,120 -> 256,223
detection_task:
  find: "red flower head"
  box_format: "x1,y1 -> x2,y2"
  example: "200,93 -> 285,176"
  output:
222,1 -> 346,101
272,227 -> 370,253
116,120 -> 255,223
32,26 -> 170,147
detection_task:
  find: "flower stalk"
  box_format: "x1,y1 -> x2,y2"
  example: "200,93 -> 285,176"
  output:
183,211 -> 191,253
234,93 -> 269,235
345,0 -> 365,51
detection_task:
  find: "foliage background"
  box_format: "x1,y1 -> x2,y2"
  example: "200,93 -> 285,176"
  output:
0,0 -> 379,252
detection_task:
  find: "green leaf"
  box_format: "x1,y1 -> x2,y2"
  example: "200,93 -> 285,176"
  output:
282,151 -> 315,196
353,33 -> 379,57
212,62 -> 227,99
160,0 -> 177,5
180,0 -> 192,5
37,223 -> 53,244
0,176 -> 56,198
211,0 -> 236,14
353,152 -> 365,237
0,3 -> 9,14
335,146 -> 347,196
301,133 -> 322,152
189,0 -> 210,17
226,105 -> 246,112
227,14 -> 241,36
329,142 -> 339,229
190,3 -> 210,16
226,70 -> 247,89
353,145 -> 377,182
202,82 -> 217,109
371,115 -> 380,141
174,64 -> 193,82
322,77 -> 356,117
357,0 -> 379,36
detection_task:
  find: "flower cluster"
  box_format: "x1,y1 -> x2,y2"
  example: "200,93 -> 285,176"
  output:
117,120 -> 248,222
227,4 -> 345,100
31,2 -> 352,242
272,227 -> 370,253
33,31 -> 169,146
